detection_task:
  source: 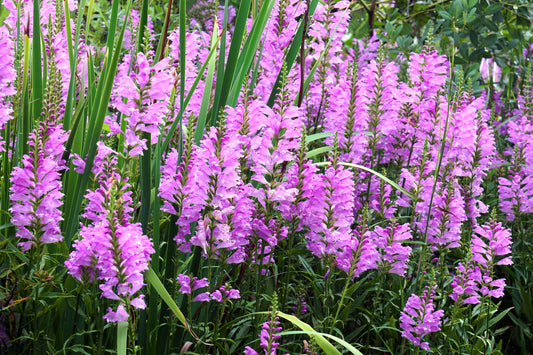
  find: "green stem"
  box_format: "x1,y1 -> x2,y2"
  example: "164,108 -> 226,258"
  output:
117,321 -> 128,355
331,272 -> 351,334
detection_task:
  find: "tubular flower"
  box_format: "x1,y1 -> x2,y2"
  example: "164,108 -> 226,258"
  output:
10,122 -> 67,252
259,315 -> 282,355
0,27 -> 16,152
400,285 -> 444,351
371,222 -> 412,276
65,149 -> 154,322
109,52 -> 173,156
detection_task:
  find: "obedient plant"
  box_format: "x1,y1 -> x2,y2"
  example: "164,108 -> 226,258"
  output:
1,0 -> 531,353
66,145 -> 154,322
400,284 -> 444,350
0,27 -> 15,153
9,121 -> 67,252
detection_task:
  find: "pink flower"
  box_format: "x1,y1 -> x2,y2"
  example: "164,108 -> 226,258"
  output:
400,285 -> 444,350
103,304 -> 130,323
10,122 -> 67,251
371,223 -> 412,276
66,149 -> 154,322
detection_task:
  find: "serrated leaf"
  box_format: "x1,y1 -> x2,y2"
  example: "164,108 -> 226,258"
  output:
489,307 -> 513,328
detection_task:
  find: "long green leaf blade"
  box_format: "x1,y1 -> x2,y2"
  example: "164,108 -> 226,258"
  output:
275,311 -> 342,355
226,0 -> 276,107
278,331 -> 363,355
211,0 -> 251,123
117,321 -> 128,355
145,266 -> 209,345
195,20 -> 219,143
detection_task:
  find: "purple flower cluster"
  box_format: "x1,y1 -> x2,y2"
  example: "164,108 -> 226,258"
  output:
496,70 -> 533,220
0,27 -> 15,153
450,220 -> 512,304
176,274 -> 240,302
400,285 -> 444,350
109,51 -> 173,156
10,122 -> 67,251
259,315 -> 283,355
371,222 -> 412,276
65,146 -> 154,322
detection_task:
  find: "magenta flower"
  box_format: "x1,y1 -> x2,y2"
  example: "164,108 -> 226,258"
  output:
407,48 -> 448,98
371,223 -> 412,276
335,228 -> 380,278
0,27 -> 16,152
102,304 -> 129,323
243,346 -> 259,355
450,221 -> 512,305
66,149 -> 154,322
109,52 -> 173,156
10,122 -> 67,251
400,285 -> 444,350
177,274 -> 210,295
498,172 -> 533,221
259,315 -> 282,355
299,164 -> 355,260
449,261 -> 482,304
471,221 -> 513,268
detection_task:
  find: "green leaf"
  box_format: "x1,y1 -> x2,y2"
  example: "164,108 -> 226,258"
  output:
227,0 -> 276,107
145,266 -> 210,346
488,307 -> 514,329
319,161 -> 414,199
438,10 -> 453,21
0,223 -> 13,231
31,0 -> 43,124
279,330 -> 363,355
117,321 -> 128,355
195,20 -> 219,144
485,3 -> 503,14
306,146 -> 333,159
467,0 -> 477,9
305,132 -> 333,143
211,0 -> 251,123
274,312 -> 342,355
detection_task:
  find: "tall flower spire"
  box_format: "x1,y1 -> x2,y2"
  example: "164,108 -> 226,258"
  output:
66,145 -> 154,322
10,121 -> 67,252
400,284 -> 444,350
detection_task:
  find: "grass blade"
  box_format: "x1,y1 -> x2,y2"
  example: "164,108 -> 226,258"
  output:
145,267 -> 210,345
210,0 -> 251,123
117,321 -> 128,355
275,311 -> 342,355
195,20 -> 219,143
226,0 -> 276,107
278,331 -> 363,355
32,0 -> 43,123
306,146 -> 333,159
316,161 -> 414,199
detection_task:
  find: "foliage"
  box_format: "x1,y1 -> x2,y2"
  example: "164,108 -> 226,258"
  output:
0,0 -> 532,354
